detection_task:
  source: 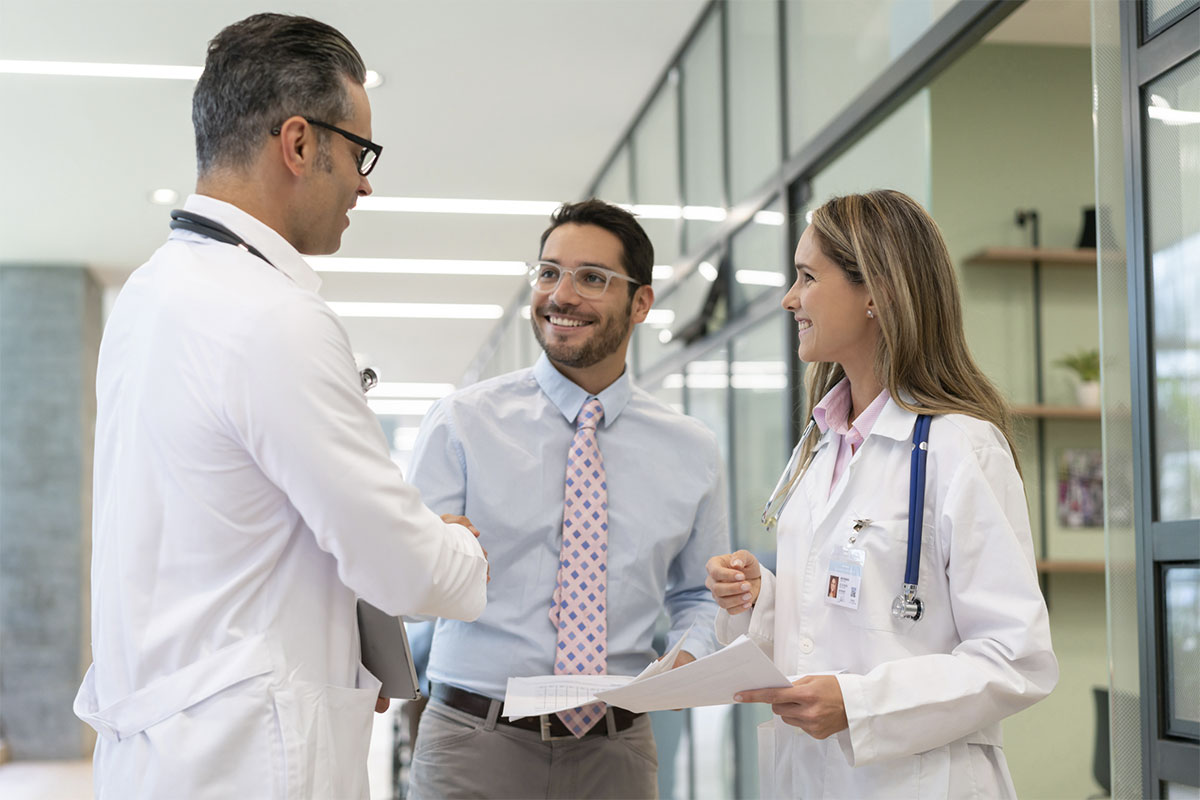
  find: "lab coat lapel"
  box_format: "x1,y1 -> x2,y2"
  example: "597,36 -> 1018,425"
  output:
801,432 -> 839,531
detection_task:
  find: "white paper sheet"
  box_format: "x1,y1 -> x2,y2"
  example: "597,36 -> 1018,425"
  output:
502,675 -> 634,720
594,635 -> 792,713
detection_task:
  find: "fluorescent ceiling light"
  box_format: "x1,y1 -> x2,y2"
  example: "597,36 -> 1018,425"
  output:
735,269 -> 786,287
353,197 -> 734,222
328,302 -> 504,319
0,59 -> 202,80
652,265 -> 674,281
371,382 -> 455,398
308,257 -> 526,276
658,329 -> 673,344
356,197 -> 561,215
368,399 -> 435,416
521,305 -> 532,319
150,188 -> 178,205
1,60 -> 383,89
753,210 -> 786,226
630,204 -> 682,220
698,261 -> 719,282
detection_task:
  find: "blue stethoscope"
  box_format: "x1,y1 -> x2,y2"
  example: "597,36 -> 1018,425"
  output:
762,413 -> 932,621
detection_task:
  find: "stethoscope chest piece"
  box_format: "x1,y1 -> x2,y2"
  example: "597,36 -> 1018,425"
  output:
892,582 -> 924,621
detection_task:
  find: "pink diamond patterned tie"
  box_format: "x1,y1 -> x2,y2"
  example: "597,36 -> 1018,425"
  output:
549,397 -> 608,737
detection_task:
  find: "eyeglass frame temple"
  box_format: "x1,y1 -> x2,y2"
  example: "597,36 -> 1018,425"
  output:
268,116 -> 383,176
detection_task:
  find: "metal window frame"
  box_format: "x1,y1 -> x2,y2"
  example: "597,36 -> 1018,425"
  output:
1120,2 -> 1200,794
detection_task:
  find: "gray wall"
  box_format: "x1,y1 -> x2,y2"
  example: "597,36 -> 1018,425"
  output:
0,265 -> 100,759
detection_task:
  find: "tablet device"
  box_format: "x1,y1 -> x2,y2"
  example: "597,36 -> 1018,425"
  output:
357,599 -> 421,700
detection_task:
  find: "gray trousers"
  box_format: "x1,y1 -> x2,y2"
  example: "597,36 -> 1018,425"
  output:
408,698 -> 658,800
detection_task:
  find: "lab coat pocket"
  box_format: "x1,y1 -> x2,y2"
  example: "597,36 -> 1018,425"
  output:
289,663 -> 380,800
843,519 -> 924,634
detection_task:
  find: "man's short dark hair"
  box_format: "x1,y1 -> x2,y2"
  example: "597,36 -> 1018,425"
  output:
192,13 -> 366,175
539,199 -> 654,295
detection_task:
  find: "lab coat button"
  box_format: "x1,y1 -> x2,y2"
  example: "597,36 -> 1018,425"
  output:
799,637 -> 814,654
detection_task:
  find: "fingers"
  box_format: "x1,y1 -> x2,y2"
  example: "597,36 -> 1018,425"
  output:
733,687 -> 782,704
729,550 -> 761,578
705,552 -> 760,612
441,513 -> 481,538
375,696 -> 391,713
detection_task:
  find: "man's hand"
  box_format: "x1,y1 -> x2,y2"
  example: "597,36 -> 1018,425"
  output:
375,697 -> 391,713
705,551 -> 761,614
442,513 -> 489,582
657,650 -> 696,669
734,676 -> 847,739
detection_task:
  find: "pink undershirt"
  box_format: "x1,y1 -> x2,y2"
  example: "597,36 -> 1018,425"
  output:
812,378 -> 891,499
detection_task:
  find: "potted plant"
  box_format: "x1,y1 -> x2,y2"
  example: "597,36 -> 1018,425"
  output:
1055,348 -> 1101,407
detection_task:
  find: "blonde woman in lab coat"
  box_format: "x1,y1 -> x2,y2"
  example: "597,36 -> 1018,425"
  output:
706,190 -> 1058,798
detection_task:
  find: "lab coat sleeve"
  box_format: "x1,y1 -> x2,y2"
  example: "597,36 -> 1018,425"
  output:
663,451 -> 730,660
715,567 -> 777,660
834,443 -> 1058,766
227,294 -> 487,621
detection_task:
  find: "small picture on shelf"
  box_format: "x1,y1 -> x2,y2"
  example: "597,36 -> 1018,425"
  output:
1057,449 -> 1104,528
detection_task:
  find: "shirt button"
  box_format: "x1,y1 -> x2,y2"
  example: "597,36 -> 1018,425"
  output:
799,637 -> 814,654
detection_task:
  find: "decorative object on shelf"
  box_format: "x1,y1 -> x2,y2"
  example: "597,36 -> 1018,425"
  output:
1057,449 -> 1105,528
1077,205 -> 1097,249
1054,348 -> 1101,407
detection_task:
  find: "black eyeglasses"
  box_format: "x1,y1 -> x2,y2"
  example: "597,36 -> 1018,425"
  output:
270,117 -> 382,176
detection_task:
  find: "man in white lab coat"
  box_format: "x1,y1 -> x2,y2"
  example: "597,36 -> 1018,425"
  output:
72,14 -> 490,800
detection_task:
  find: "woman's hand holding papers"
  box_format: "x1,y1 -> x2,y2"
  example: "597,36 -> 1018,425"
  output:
734,676 -> 848,739
705,550 -> 761,614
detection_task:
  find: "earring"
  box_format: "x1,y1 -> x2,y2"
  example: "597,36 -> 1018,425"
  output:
867,310 -> 875,319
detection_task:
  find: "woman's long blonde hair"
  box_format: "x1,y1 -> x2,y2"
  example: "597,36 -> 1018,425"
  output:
795,190 -> 1019,475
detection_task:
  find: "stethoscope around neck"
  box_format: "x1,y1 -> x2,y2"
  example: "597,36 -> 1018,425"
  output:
762,413 -> 933,621
168,209 -> 378,394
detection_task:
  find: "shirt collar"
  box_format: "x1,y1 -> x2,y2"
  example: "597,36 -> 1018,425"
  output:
812,377 -> 894,440
532,352 -> 632,428
181,194 -> 322,293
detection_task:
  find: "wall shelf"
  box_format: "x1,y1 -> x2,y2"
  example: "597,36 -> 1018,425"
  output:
966,246 -> 1097,265
1013,404 -> 1102,420
1037,559 -> 1105,574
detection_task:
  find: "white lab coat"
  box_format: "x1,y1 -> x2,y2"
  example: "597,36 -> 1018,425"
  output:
74,195 -> 489,800
718,398 -> 1057,799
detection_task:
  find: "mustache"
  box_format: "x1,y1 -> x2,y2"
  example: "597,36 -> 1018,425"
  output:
537,301 -> 595,320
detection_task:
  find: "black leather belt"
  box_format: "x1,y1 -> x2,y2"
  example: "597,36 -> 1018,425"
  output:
430,682 -> 642,741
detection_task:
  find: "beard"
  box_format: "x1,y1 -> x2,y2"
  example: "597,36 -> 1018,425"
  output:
531,297 -> 633,369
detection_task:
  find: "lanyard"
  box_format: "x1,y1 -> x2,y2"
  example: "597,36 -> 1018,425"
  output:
760,412 -> 933,621
168,210 -> 274,268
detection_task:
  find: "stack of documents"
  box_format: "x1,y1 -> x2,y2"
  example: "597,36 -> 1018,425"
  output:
503,634 -> 793,719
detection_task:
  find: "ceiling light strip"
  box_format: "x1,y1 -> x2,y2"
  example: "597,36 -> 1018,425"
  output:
308,257 -> 527,276
328,302 -> 504,319
0,59 -> 202,80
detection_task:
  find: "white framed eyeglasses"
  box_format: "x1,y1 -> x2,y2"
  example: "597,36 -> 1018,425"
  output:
526,261 -> 642,299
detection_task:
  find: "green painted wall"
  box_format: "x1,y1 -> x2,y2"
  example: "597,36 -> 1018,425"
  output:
931,43 -> 1107,799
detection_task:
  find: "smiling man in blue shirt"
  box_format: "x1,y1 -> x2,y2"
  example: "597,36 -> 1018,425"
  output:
407,199 -> 730,799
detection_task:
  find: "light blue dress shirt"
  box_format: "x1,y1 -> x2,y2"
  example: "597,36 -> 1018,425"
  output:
409,354 -> 730,700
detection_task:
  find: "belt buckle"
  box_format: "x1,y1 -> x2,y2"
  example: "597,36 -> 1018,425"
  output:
539,714 -> 578,742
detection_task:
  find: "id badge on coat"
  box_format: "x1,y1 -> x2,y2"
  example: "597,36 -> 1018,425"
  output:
825,545 -> 865,609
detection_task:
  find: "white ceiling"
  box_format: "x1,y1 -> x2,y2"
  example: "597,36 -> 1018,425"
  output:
0,0 -> 707,387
